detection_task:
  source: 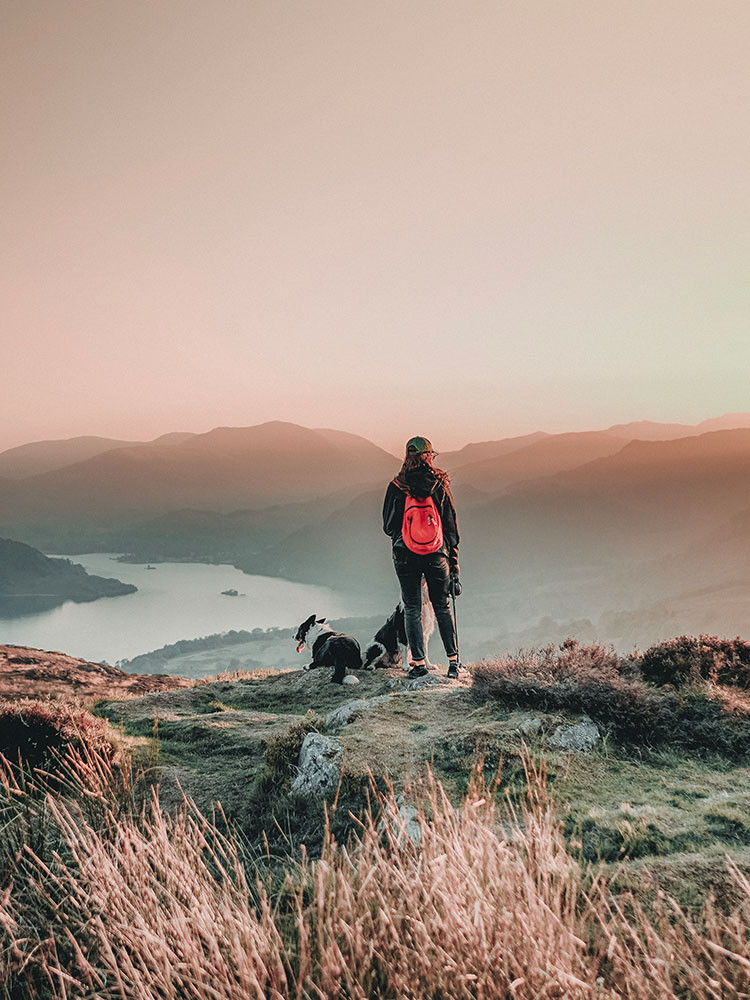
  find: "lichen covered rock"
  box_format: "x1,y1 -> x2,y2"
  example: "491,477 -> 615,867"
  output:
548,717 -> 600,752
326,694 -> 392,731
291,732 -> 343,798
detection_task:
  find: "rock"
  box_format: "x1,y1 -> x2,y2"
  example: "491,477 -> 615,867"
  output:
291,733 -> 343,798
380,795 -> 422,846
342,675 -> 360,686
326,695 -> 391,731
548,717 -> 600,752
395,673 -> 445,692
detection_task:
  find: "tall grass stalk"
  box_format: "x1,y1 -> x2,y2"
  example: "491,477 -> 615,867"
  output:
1,751 -> 749,999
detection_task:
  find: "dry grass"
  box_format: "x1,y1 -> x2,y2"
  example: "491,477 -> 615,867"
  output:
2,749 -> 750,999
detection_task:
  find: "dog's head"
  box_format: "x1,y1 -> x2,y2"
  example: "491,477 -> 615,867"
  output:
294,614 -> 327,653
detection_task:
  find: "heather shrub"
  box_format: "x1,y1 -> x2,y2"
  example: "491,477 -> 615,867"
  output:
472,642 -> 750,757
639,634 -> 750,688
0,699 -> 111,771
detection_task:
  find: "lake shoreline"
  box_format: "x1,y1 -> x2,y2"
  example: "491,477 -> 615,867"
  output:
0,554 -> 360,666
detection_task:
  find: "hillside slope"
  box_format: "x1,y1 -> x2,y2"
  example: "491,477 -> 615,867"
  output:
1,423 -> 399,539
0,644 -> 190,700
0,537 -> 136,604
0,432 -> 197,479
451,430 -> 633,493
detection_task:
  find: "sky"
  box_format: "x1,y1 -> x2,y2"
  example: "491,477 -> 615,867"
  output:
2,1 -> 749,454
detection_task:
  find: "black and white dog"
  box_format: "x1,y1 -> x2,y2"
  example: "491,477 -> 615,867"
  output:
363,581 -> 437,670
295,615 -> 361,685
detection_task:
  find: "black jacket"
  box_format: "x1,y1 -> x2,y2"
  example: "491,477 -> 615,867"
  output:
382,466 -> 460,574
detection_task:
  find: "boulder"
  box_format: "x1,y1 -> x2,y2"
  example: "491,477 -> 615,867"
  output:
291,732 -> 343,798
548,717 -> 600,752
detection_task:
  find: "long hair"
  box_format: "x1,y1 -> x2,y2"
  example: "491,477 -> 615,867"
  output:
394,450 -> 451,493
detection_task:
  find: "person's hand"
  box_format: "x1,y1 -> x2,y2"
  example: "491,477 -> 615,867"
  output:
450,574 -> 462,597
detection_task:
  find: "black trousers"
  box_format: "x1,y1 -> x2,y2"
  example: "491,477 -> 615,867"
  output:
393,550 -> 458,661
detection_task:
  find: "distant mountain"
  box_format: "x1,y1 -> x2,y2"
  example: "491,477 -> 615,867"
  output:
603,420 -> 695,440
0,432 -> 196,479
111,490 -> 355,563
239,489 -> 396,598
630,501 -> 750,603
1,423 -> 400,534
0,436 -> 139,479
244,428 -> 750,617
0,538 -> 136,606
441,432 -> 550,471
450,431 -> 632,494
604,412 -> 750,440
509,429 -> 750,572
528,427 -> 750,511
150,432 -> 196,446
694,412 -> 750,432
6,414 -> 750,635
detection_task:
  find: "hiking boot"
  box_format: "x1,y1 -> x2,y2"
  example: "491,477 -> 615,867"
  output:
407,663 -> 429,680
447,659 -> 461,679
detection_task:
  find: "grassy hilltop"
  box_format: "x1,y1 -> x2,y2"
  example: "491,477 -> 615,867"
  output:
96,637 -> 750,886
2,636 -> 750,997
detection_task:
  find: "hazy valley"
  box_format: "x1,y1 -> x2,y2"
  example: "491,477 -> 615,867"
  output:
3,414 -> 750,664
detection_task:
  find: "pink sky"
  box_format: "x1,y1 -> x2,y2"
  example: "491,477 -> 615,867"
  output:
2,1 -> 749,454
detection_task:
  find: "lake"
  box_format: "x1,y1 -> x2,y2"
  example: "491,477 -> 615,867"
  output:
0,554 -> 358,664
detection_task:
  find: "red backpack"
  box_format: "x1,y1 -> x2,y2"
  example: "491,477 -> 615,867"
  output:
396,480 -> 444,554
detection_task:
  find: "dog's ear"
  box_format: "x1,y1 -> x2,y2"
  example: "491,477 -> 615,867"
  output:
316,618 -> 327,624
302,614 -> 316,628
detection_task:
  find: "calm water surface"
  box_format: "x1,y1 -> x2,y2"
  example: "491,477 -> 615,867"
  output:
0,554 -> 357,664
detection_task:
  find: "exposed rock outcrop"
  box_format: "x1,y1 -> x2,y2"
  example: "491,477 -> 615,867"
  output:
548,717 -> 600,752
291,732 -> 343,798
326,694 -> 392,730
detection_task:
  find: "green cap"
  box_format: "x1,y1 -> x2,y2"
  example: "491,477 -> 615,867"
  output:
406,436 -> 433,455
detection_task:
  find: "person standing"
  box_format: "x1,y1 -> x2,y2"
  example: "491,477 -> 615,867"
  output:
382,436 -> 462,679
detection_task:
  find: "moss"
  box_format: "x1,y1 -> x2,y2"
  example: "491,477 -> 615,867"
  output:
198,700 -> 231,714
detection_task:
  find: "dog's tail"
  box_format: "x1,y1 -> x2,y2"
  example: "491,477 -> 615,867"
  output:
362,641 -> 384,670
